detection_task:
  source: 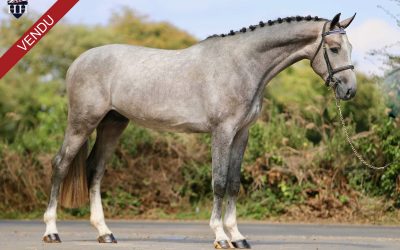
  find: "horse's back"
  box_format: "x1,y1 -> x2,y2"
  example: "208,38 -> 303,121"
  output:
65,44 -> 212,133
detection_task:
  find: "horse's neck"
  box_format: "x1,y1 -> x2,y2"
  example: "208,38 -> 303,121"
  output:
235,21 -> 322,86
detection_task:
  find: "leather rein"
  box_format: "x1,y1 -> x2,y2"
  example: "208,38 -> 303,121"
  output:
310,21 -> 354,88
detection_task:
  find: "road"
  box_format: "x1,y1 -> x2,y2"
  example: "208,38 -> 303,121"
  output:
0,220 -> 399,250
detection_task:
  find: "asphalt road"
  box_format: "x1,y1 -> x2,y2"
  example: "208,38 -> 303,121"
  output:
0,220 -> 399,250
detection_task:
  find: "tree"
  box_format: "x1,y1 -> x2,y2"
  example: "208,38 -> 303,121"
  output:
371,0 -> 400,117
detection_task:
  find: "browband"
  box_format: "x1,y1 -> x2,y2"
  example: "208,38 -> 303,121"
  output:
322,28 -> 347,37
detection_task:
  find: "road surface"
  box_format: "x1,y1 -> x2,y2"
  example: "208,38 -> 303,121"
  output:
0,220 -> 399,249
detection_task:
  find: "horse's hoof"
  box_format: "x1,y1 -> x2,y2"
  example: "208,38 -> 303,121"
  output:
214,240 -> 234,249
97,233 -> 117,243
232,239 -> 251,249
43,233 -> 61,243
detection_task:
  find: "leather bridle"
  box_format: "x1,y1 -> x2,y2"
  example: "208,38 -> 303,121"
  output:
310,21 -> 354,87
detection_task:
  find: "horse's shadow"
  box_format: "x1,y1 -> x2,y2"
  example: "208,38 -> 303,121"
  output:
72,237 -> 383,249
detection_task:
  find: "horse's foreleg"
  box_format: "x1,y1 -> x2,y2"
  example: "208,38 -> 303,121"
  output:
43,127 -> 90,242
210,125 -> 236,249
224,128 -> 250,248
87,111 -> 129,243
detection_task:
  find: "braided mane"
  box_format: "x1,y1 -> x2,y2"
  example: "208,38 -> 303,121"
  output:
206,15 -> 328,39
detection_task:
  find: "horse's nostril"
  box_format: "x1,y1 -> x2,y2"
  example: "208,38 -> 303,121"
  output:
345,87 -> 354,99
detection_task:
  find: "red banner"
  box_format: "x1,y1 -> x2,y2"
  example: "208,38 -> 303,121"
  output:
0,0 -> 79,79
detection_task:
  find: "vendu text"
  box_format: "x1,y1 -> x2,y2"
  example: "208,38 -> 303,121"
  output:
17,15 -> 54,51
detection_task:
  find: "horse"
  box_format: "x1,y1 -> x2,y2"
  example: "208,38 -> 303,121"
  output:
43,13 -> 357,249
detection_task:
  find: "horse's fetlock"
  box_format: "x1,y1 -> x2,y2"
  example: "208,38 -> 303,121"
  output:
223,217 -> 236,230
209,219 -> 221,230
90,209 -> 105,227
44,211 -> 56,223
90,216 -> 101,227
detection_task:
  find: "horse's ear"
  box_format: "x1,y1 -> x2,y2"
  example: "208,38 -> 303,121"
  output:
330,13 -> 341,30
339,13 -> 356,29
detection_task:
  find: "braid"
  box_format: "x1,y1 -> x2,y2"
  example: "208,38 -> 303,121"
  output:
207,15 -> 327,39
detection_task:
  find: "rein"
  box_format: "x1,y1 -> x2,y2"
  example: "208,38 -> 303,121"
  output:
312,21 -> 393,170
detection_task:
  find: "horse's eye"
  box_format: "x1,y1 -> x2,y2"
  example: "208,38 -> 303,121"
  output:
330,48 -> 339,54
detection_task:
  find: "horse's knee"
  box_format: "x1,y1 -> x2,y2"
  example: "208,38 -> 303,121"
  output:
51,163 -> 69,180
209,216 -> 220,230
51,152 -> 62,168
50,149 -> 75,180
224,214 -> 237,229
51,153 -> 65,178
213,179 -> 227,198
226,179 -> 241,197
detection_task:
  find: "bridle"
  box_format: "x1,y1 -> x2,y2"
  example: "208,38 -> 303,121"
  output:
310,21 -> 354,88
311,20 -> 394,171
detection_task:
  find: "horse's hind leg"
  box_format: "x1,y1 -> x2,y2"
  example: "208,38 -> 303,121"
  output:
86,111 -> 129,243
43,120 -> 97,242
43,96 -> 109,243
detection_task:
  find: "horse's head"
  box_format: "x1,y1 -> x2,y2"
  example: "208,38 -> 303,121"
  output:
310,13 -> 357,100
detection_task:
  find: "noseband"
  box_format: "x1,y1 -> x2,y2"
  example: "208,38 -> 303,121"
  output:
310,21 -> 354,87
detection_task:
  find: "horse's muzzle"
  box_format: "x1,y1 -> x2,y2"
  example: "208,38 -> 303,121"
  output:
335,80 -> 356,100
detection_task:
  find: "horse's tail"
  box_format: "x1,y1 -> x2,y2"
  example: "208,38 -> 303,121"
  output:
59,140 -> 89,208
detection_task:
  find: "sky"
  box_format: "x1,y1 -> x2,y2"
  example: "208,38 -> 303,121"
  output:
2,0 -> 400,76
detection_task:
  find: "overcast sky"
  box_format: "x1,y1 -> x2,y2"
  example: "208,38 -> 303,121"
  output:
3,0 -> 400,76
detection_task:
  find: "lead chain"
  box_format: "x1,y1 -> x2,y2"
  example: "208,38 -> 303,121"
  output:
334,95 -> 392,170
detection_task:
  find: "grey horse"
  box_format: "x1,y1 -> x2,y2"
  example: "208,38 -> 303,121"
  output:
43,13 -> 357,249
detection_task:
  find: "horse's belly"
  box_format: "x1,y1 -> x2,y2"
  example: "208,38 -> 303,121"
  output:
132,118 -> 210,133
113,105 -> 210,133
